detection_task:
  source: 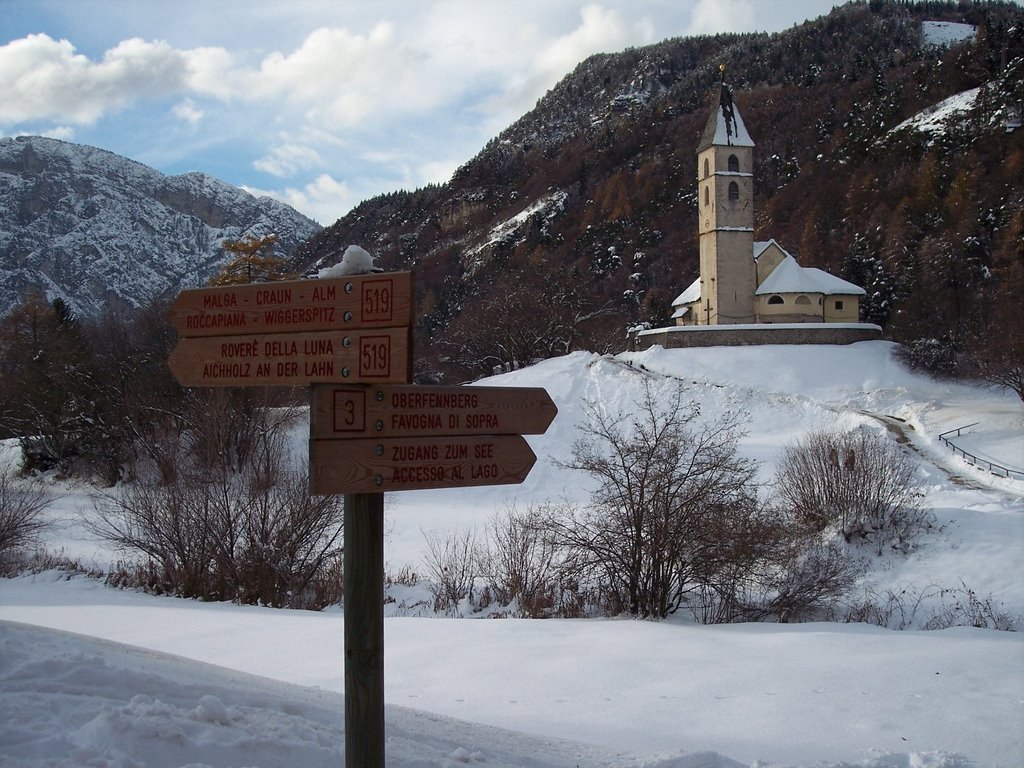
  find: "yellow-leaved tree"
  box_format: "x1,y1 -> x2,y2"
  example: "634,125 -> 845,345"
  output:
208,233 -> 297,285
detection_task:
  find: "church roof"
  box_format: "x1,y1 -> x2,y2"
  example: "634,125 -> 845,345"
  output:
753,239 -> 784,260
755,255 -> 866,296
697,83 -> 755,151
672,250 -> 865,307
672,276 -> 702,306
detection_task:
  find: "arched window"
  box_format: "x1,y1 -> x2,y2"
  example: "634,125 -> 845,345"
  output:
728,181 -> 739,201
704,158 -> 710,178
704,186 -> 710,206
728,154 -> 739,173
767,295 -> 784,305
795,295 -> 811,305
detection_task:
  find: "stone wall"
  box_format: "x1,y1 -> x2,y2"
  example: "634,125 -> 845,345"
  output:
630,323 -> 882,350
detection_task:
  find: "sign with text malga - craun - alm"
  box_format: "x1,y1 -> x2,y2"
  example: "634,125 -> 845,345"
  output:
167,273 -> 414,387
168,272 -> 413,337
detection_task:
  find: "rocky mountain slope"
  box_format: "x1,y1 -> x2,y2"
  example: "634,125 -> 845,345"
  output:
295,1 -> 1023,381
0,136 -> 321,318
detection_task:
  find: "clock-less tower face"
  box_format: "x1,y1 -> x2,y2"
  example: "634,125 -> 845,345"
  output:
695,85 -> 756,325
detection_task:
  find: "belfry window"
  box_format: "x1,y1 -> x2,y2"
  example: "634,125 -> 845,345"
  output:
704,186 -> 710,206
728,181 -> 739,201
728,154 -> 739,173
704,158 -> 710,178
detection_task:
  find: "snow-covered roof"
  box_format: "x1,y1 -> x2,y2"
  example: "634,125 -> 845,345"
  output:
756,255 -> 865,296
697,84 -> 754,151
753,239 -> 790,261
672,276 -> 702,307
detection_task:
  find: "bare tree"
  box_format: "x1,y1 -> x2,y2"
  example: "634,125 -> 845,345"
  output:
548,380 -> 762,618
442,265 -> 619,379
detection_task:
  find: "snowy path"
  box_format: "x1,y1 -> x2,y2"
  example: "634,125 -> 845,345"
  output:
2,575 -> 1023,767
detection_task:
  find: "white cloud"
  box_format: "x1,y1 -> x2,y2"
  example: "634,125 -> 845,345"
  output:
0,33 -> 186,125
687,0 -> 757,35
40,125 -> 76,141
247,23 -> 438,127
246,173 -> 355,224
253,142 -> 323,177
536,5 -> 652,82
172,98 -> 203,125
473,3 -> 663,136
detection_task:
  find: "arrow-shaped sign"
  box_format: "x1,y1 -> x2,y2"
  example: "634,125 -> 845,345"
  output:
309,384 -> 557,439
310,435 -> 538,494
168,328 -> 411,387
169,272 -> 413,337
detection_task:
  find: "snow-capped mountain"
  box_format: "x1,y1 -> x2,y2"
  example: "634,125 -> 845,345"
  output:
0,136 -> 321,318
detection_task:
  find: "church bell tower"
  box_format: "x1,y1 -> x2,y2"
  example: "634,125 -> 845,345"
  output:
696,82 -> 756,324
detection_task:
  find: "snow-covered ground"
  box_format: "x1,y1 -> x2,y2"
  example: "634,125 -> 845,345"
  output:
2,341 -> 1023,767
891,87 -> 981,137
921,21 -> 976,48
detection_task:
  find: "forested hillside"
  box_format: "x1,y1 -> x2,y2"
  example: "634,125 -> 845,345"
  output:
296,0 -> 1024,383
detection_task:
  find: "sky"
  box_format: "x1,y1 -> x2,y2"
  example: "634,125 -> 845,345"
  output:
1,1 -> 855,225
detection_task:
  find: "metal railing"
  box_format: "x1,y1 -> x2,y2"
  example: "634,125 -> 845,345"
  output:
937,423 -> 1024,481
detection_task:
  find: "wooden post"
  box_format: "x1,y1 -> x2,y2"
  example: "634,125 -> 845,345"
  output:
344,491 -> 385,767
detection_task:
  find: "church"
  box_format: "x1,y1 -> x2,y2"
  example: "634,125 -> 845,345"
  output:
632,83 -> 880,349
672,82 -> 866,327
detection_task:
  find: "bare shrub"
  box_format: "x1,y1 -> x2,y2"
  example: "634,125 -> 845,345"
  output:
386,564 -> 419,587
762,540 -> 866,623
834,582 -> 1019,631
1,546 -> 101,579
922,584 -> 1020,631
775,427 -> 932,553
0,467 -> 52,569
422,528 -> 479,615
88,422 -> 344,609
478,504 -> 561,617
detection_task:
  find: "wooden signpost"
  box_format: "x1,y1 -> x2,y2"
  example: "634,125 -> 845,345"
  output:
168,272 -> 414,336
310,384 -> 557,439
310,434 -> 538,494
168,328 -> 411,386
168,271 -> 556,768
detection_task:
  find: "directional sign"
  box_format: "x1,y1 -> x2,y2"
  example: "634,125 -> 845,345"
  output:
168,328 -> 411,387
309,384 -> 557,439
169,272 -> 413,337
310,435 -> 537,494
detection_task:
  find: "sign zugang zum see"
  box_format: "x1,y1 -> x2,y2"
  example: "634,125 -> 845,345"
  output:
309,434 -> 538,494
